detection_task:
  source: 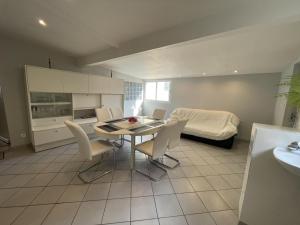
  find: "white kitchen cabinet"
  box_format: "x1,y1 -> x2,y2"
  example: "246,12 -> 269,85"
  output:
88,74 -> 124,94
109,78 -> 124,94
72,94 -> 100,109
61,72 -> 89,93
101,94 -> 123,109
88,75 -> 107,93
33,127 -> 73,146
25,65 -> 124,152
26,66 -> 64,92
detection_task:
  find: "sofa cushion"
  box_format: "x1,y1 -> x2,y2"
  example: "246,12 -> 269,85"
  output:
170,108 -> 239,140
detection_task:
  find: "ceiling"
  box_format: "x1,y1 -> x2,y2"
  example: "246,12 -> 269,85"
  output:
1,0 -> 300,79
99,20 -> 300,79
0,0 -> 243,56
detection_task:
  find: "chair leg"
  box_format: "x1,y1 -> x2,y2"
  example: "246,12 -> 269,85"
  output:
135,156 -> 167,182
78,155 -> 114,183
154,153 -> 180,169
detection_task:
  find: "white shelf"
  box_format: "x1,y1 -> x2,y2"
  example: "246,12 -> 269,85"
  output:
31,102 -> 72,106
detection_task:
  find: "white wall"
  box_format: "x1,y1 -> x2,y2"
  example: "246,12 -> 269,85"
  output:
273,65 -> 294,126
273,56 -> 300,127
143,74 -> 281,141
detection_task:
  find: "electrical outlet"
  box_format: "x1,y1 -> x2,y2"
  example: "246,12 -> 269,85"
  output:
20,132 -> 26,138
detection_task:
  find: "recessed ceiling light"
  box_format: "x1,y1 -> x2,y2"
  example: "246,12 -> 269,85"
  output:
202,72 -> 206,75
234,70 -> 238,73
38,19 -> 47,27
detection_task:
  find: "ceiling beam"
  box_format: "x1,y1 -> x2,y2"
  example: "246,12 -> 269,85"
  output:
77,1 -> 300,66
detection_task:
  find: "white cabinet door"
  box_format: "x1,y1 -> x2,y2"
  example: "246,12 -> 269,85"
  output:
26,66 -> 64,92
72,94 -> 101,109
33,127 -> 73,146
109,78 -> 124,94
61,72 -> 89,93
89,75 -> 124,94
101,94 -> 123,109
88,75 -> 108,94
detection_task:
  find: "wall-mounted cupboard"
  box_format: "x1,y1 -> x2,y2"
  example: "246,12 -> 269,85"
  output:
26,65 -> 124,94
25,65 -> 124,152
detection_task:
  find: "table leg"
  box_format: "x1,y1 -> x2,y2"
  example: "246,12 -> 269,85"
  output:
130,135 -> 136,170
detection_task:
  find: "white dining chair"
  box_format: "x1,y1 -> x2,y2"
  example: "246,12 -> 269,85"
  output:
152,108 -> 166,120
134,121 -> 178,181
95,107 -> 112,122
110,107 -> 124,119
65,120 -> 116,183
95,107 -> 124,146
140,108 -> 167,143
155,119 -> 188,169
109,107 -> 126,145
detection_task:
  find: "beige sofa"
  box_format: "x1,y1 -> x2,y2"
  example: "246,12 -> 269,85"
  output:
170,108 -> 240,148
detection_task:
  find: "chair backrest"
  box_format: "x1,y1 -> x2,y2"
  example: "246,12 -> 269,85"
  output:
95,107 -> 112,122
152,108 -> 166,120
168,119 -> 188,149
152,121 -> 178,159
64,120 -> 93,160
110,107 -> 123,119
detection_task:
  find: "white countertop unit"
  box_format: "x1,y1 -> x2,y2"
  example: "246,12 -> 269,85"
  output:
33,117 -> 98,131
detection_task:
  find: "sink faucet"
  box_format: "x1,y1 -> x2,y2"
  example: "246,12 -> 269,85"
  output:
288,141 -> 300,151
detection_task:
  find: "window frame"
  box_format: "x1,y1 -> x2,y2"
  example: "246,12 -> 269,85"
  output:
144,80 -> 171,102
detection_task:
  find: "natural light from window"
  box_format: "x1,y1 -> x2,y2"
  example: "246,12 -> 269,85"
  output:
145,82 -> 156,100
145,81 -> 170,101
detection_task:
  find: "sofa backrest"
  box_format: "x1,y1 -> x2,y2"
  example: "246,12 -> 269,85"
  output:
170,108 -> 240,130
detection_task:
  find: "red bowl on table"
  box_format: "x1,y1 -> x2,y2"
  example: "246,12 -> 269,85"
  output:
128,117 -> 138,123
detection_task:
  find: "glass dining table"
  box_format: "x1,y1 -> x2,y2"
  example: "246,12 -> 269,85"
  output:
93,116 -> 165,170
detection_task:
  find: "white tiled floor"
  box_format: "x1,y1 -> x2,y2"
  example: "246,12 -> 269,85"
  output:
0,138 -> 248,225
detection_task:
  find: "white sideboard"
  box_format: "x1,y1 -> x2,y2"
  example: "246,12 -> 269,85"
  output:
25,65 -> 124,151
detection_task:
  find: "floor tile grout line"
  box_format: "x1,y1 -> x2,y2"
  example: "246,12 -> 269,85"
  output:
70,181 -> 91,225
7,203 -> 27,225
151,177 -> 161,225
0,184 -> 242,208
101,172 -> 114,224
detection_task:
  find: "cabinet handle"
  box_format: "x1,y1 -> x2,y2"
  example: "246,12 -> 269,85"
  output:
54,130 -> 58,133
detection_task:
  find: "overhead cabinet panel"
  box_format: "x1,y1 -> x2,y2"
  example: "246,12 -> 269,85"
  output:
26,66 -> 64,92
88,75 -> 124,94
61,72 -> 89,93
110,78 -> 124,94
88,75 -> 109,93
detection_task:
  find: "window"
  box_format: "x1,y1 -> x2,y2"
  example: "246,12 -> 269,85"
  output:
145,82 -> 156,100
145,81 -> 170,101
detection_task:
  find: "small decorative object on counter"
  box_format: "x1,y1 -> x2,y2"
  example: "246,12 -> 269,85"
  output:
128,117 -> 138,123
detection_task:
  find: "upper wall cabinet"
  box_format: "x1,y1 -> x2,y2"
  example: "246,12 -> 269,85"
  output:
109,78 -> 124,94
61,72 -> 89,93
88,75 -> 108,94
88,75 -> 124,94
26,66 -> 64,92
25,65 -> 124,94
